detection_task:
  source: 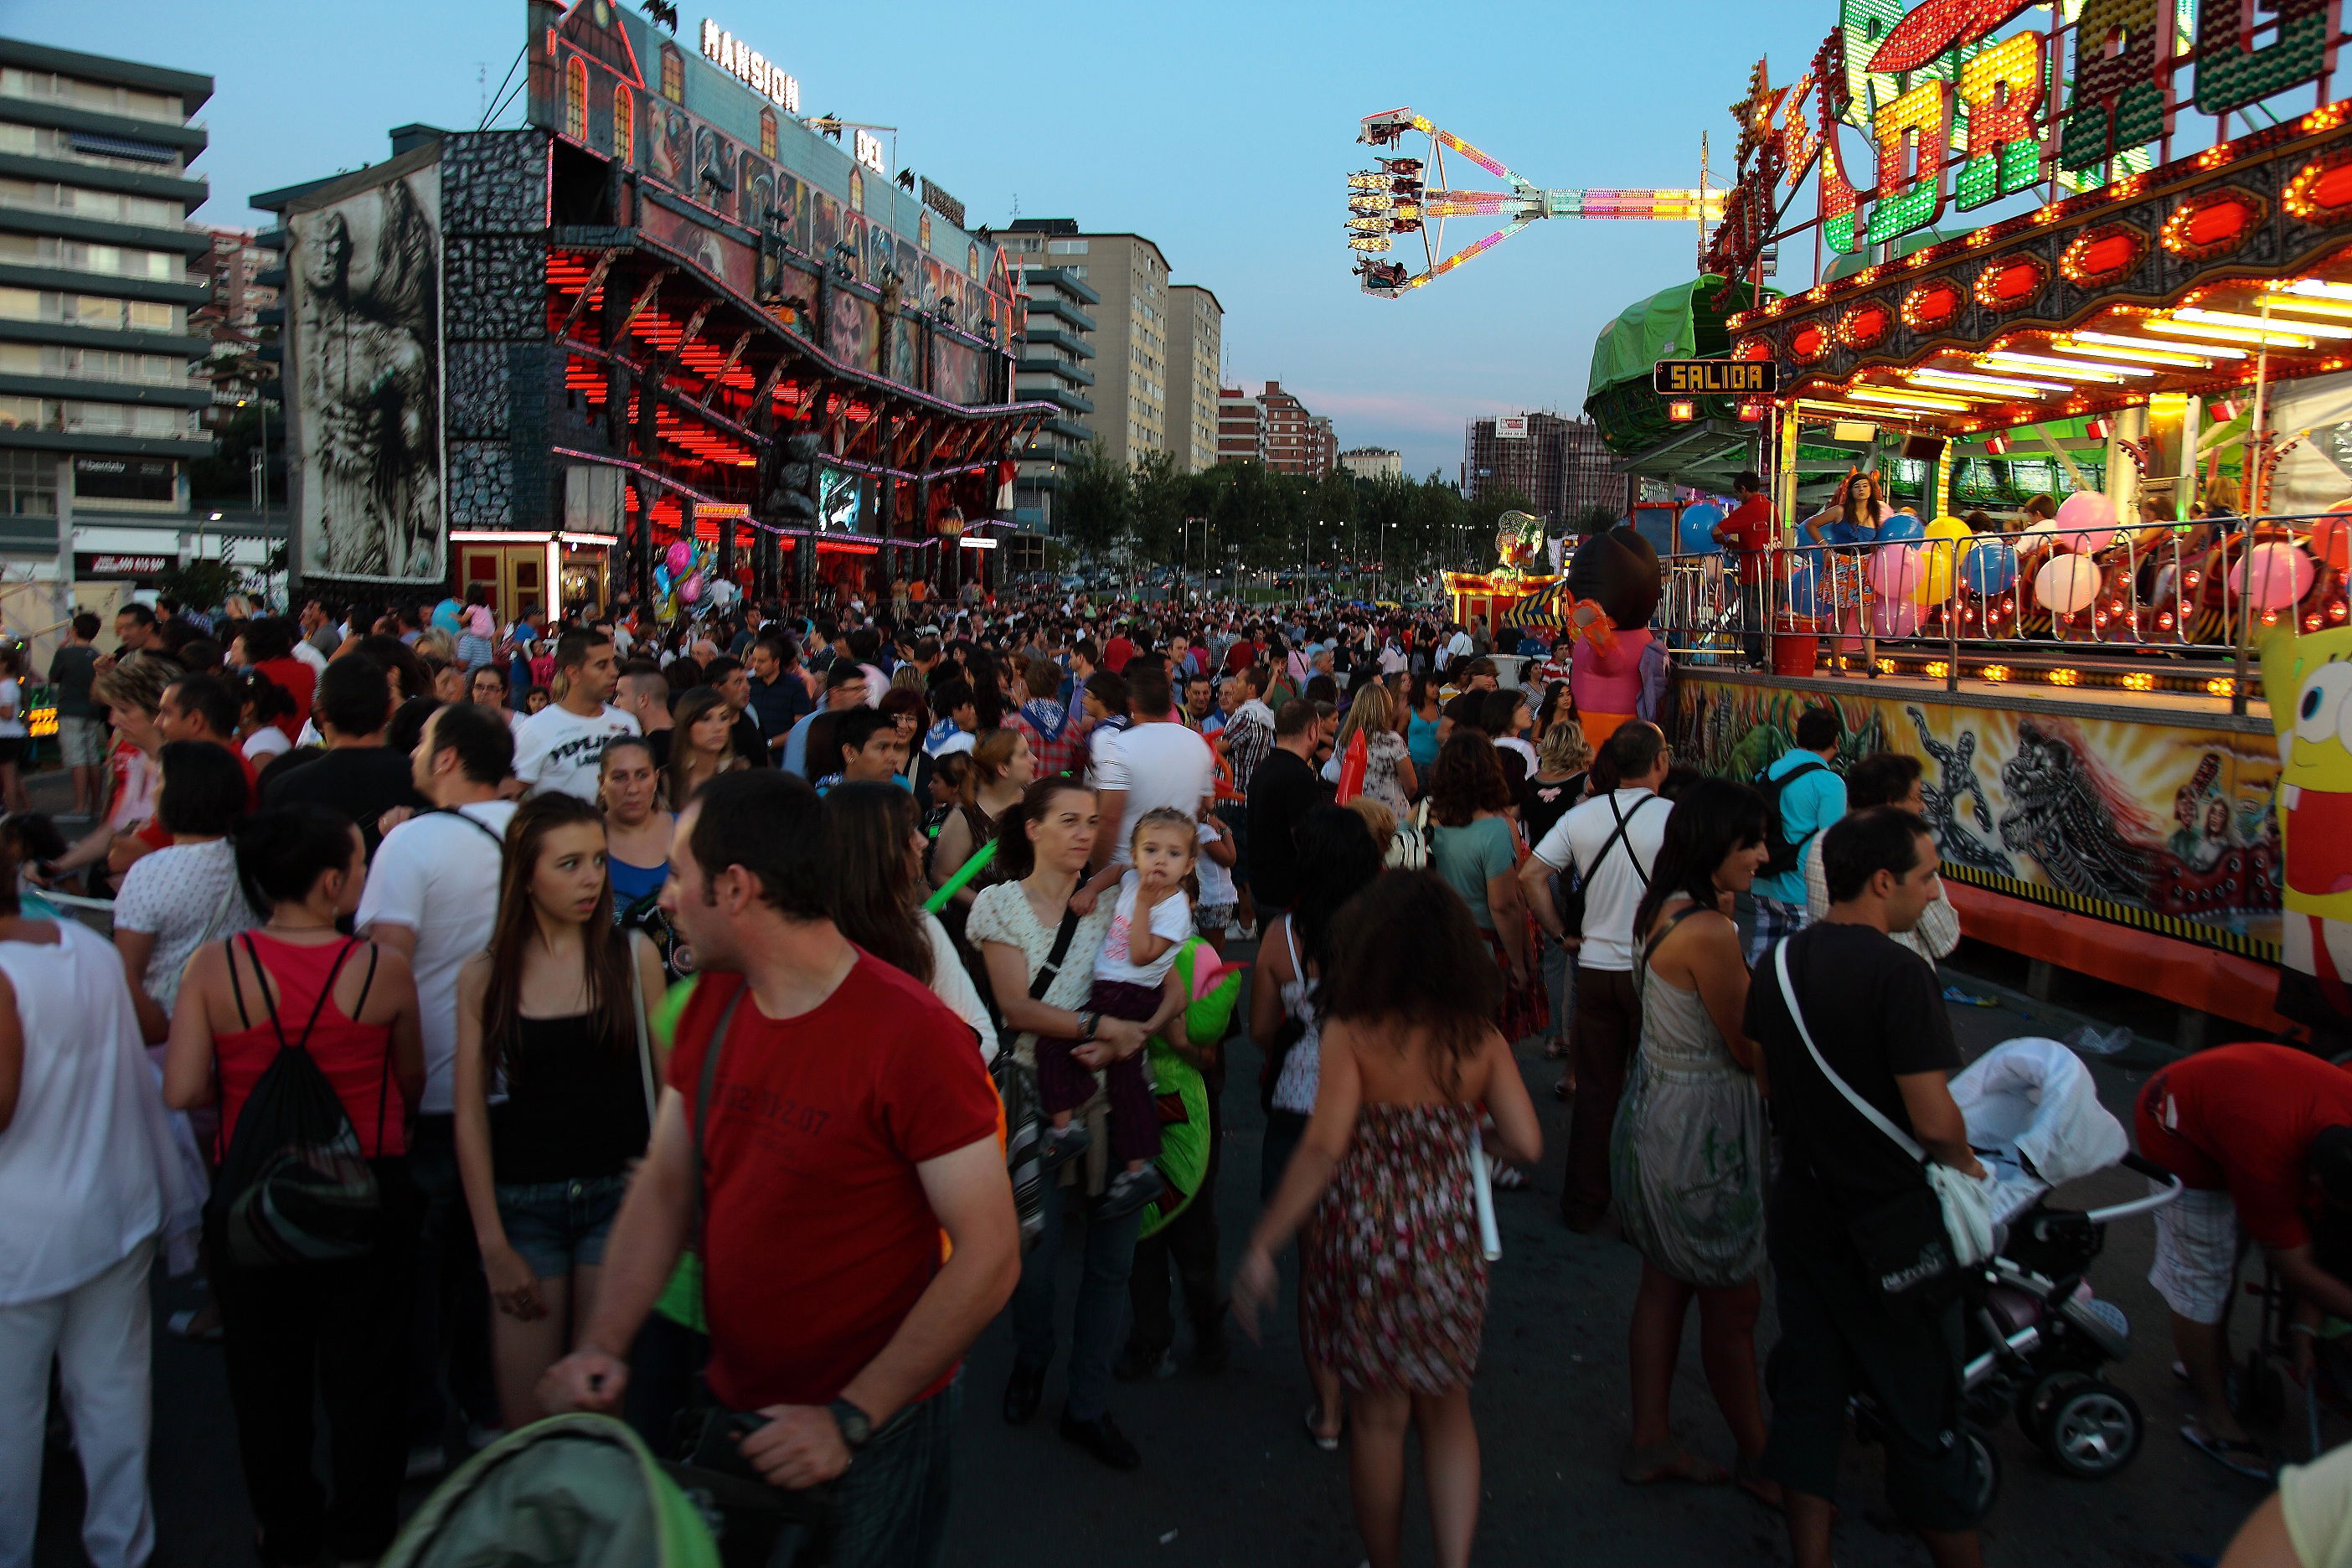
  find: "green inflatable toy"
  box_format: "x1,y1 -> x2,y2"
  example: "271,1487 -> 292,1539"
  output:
1139,940 -> 1246,1240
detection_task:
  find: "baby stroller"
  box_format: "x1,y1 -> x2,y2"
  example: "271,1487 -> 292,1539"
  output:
1929,1037 -> 2183,1488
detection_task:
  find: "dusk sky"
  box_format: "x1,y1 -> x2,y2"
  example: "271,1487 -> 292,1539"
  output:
13,1 -> 1839,480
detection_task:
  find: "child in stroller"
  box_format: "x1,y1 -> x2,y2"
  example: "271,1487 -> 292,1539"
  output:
1851,1038 -> 2183,1504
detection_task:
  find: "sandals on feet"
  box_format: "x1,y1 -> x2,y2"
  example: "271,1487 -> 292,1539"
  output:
1304,1403 -> 1344,1452
1732,1455 -> 1782,1509
2181,1421 -> 2272,1480
1620,1442 -> 1728,1485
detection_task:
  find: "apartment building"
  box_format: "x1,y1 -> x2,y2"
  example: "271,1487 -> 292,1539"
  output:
1338,446 -> 1402,482
1163,283 -> 1221,472
1216,384 -> 1261,465
1258,380 -> 1334,477
0,38 -> 217,583
998,221 -> 1171,467
189,224 -> 277,433
1464,410 -> 1617,524
1003,241 -> 1097,535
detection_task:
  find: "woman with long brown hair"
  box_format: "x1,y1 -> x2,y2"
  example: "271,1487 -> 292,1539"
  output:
1235,871 -> 1543,1568
930,726 -> 1035,910
664,686 -> 741,808
451,793 -> 665,1429
1333,680 -> 1414,818
1424,732 -> 1548,1046
823,780 -> 997,1060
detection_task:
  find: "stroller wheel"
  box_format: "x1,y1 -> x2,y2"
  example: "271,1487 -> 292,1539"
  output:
2040,1381 -> 2143,1479
2019,1371 -> 2092,1452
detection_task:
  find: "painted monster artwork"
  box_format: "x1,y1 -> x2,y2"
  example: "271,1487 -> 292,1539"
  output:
1675,680 -> 2282,957
287,160 -> 445,584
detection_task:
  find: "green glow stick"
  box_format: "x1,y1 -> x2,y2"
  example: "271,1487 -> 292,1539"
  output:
923,838 -> 998,912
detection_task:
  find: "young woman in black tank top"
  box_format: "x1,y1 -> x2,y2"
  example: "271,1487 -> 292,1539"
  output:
452,793 -> 667,1431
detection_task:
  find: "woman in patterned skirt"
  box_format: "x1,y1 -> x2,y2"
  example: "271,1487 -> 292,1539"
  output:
1234,871 -> 1544,1568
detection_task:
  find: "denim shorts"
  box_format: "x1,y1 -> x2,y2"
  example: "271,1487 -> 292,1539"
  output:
494,1172 -> 630,1278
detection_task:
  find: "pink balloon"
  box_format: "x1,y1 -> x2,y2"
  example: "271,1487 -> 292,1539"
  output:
2034,553 -> 2102,616
2055,492 -> 2117,549
1870,596 -> 1920,637
678,571 -> 704,604
2227,541 -> 2316,611
1865,543 -> 1921,600
665,540 -> 694,575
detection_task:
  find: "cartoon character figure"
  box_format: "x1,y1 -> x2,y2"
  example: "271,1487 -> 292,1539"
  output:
2264,622 -> 2352,1024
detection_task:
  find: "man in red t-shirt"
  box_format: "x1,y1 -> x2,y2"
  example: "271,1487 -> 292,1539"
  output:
543,771 -> 1016,1557
1710,470 -> 1778,668
2137,1041 -> 2352,1468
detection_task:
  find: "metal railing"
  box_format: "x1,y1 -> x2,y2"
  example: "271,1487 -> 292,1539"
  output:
1655,513 -> 2335,713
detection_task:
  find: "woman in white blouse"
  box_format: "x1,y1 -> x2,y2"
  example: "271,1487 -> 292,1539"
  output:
968,776 -> 1156,1467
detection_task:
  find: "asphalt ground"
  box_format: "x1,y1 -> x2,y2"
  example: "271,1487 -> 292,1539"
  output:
34,928 -> 2307,1568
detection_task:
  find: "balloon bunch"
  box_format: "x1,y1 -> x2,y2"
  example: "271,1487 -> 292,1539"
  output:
652,538 -> 713,622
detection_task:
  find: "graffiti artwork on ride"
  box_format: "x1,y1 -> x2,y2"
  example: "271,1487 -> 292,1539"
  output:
1675,678 -> 2282,957
286,156 -> 446,584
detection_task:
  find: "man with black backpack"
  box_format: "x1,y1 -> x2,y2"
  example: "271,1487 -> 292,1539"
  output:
1521,721 -> 1672,1232
1748,705 -> 1848,965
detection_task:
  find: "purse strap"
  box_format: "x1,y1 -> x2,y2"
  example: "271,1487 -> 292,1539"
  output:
1028,906 -> 1082,1002
627,931 -> 655,1124
1771,938 -> 1925,1164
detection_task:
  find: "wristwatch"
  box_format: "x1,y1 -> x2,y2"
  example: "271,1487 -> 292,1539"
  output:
828,1397 -> 873,1451
1081,1010 -> 1103,1041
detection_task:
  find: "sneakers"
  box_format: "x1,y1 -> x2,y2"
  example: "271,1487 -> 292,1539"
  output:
1096,1166 -> 1165,1222
1059,1410 -> 1142,1472
1038,1122 -> 1091,1177
1113,1344 -> 1179,1382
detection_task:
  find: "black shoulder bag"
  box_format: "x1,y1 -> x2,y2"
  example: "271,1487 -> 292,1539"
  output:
1559,792 -> 1660,937
673,983 -> 838,1562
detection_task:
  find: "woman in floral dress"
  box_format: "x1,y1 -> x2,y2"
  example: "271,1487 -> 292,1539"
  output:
1235,871 -> 1544,1568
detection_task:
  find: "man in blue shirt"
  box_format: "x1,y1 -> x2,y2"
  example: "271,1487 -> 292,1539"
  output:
1748,704 -> 1847,964
745,635 -> 812,761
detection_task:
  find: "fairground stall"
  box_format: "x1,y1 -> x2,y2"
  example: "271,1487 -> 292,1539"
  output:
255,0 -> 1049,622
1648,0 -> 2352,1044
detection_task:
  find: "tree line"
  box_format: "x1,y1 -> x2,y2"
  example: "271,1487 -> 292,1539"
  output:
1054,442 -> 1545,590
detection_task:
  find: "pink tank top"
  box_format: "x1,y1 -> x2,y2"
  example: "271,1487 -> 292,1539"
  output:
213,934 -> 405,1159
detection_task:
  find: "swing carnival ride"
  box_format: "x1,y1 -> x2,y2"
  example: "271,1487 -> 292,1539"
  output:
1348,109 -> 1729,297
1358,3 -> 2352,1051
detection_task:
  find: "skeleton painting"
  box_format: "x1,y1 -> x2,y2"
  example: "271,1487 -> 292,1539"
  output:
289,164 -> 443,582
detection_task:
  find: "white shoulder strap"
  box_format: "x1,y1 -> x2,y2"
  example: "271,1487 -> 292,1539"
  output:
1772,939 -> 1924,1163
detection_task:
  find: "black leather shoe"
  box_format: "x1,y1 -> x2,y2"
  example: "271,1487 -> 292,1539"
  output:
1058,1409 -> 1142,1472
1002,1363 -> 1045,1426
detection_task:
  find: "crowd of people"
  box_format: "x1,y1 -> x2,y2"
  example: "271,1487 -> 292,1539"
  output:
0,580 -> 2322,1568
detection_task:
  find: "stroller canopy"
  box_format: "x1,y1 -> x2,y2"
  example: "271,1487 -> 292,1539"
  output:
379,1414 -> 717,1568
1951,1037 -> 2130,1224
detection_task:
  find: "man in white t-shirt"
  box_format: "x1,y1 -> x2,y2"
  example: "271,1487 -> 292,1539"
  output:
1086,661 -> 1215,893
512,628 -> 639,799
1519,720 -> 1672,1232
355,701 -> 517,1467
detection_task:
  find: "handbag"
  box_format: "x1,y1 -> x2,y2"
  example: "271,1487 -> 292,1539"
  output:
1387,797 -> 1431,871
1771,940 -> 1994,1298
